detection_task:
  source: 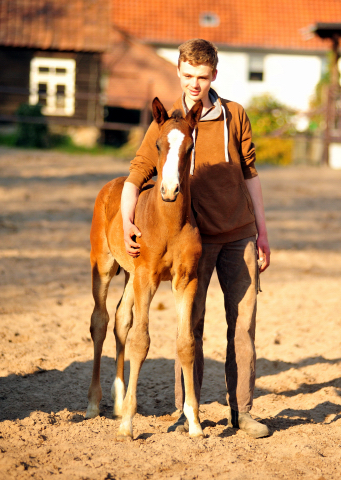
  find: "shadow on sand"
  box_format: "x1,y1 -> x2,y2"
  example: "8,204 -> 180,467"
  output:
1,355 -> 340,434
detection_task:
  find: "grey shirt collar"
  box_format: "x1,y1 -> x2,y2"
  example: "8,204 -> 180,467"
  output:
182,88 -> 222,121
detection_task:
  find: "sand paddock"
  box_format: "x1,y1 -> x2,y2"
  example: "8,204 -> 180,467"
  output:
0,147 -> 340,479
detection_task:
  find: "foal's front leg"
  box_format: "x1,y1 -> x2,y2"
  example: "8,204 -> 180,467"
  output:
116,270 -> 157,439
173,275 -> 203,437
112,271 -> 134,417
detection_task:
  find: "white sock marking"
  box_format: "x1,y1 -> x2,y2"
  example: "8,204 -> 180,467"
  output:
184,401 -> 203,437
112,377 -> 125,415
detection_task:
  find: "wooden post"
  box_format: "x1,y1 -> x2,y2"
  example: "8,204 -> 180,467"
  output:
323,35 -> 340,165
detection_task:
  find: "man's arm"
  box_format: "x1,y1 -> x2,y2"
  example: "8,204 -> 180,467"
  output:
121,182 -> 141,258
245,175 -> 270,272
121,120 -> 160,257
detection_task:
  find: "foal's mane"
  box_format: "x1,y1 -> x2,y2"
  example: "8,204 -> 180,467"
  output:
171,109 -> 184,121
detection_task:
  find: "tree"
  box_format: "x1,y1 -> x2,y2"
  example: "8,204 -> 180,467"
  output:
247,93 -> 297,165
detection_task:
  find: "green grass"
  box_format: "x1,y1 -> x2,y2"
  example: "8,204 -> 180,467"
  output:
0,131 -> 134,158
0,132 -> 18,147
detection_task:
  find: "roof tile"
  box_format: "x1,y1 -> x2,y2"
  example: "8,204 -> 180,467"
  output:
0,0 -> 111,52
112,0 -> 341,51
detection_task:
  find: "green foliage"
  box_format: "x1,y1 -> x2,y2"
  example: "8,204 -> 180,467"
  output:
15,104 -> 49,148
247,93 -> 297,136
252,137 -> 293,165
247,94 -> 297,165
0,103 -> 124,156
0,132 -> 17,147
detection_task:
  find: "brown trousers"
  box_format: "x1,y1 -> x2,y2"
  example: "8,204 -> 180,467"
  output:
175,236 -> 258,413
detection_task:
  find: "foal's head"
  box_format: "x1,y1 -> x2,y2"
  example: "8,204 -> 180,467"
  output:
152,97 -> 203,202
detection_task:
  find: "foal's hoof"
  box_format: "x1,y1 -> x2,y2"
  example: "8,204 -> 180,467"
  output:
116,434 -> 133,442
189,432 -> 205,439
85,404 -> 100,419
189,424 -> 204,438
116,419 -> 133,440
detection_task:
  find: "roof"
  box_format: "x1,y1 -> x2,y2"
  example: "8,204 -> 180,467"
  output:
112,0 -> 341,52
0,0 -> 111,52
103,29 -> 182,110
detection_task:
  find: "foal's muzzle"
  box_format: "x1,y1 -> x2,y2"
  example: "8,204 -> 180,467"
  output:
160,183 -> 180,202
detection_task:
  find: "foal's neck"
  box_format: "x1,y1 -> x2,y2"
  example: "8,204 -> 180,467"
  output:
154,177 -> 191,230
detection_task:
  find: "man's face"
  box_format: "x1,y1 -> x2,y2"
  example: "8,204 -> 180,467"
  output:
177,61 -> 217,107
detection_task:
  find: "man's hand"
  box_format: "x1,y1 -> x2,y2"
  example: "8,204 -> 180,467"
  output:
123,220 -> 141,257
257,232 -> 270,273
245,176 -> 271,274
121,181 -> 141,257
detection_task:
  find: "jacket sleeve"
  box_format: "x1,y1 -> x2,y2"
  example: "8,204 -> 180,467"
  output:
239,108 -> 258,180
125,120 -> 159,189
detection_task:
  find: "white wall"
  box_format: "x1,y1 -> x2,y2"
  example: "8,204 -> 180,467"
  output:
157,48 -> 323,112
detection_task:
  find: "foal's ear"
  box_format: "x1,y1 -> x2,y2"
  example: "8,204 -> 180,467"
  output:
185,100 -> 203,129
152,97 -> 169,126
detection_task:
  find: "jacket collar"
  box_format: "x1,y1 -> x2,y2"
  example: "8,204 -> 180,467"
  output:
177,88 -> 222,121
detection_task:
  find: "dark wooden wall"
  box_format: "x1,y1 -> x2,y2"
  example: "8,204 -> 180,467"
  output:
0,47 -> 102,123
0,47 -> 31,114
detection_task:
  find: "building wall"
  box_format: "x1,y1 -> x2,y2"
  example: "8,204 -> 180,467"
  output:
0,47 -> 31,114
157,48 -> 324,112
0,47 -> 101,123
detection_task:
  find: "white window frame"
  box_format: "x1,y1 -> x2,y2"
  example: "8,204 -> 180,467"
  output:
248,54 -> 265,82
29,58 -> 76,116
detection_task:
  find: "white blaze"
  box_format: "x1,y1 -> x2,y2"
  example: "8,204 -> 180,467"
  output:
162,129 -> 185,189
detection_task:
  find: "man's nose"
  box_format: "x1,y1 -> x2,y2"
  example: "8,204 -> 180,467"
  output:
190,77 -> 199,88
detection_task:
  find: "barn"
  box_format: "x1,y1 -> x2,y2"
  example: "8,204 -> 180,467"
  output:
0,0 -> 182,147
0,0 -> 110,146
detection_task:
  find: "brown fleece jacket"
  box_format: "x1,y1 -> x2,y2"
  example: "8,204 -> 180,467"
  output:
126,90 -> 258,243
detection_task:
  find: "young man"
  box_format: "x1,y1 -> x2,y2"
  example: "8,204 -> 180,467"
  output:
121,39 -> 271,438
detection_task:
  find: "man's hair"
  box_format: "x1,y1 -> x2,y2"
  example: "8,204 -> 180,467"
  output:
178,39 -> 218,72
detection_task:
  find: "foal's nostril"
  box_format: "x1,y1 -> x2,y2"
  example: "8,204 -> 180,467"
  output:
160,185 -> 165,196
174,185 -> 180,194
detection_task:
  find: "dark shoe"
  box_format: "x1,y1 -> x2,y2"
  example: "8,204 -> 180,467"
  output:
167,412 -> 189,433
227,407 -> 270,438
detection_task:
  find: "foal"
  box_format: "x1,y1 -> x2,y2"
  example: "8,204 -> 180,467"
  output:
86,98 -> 203,439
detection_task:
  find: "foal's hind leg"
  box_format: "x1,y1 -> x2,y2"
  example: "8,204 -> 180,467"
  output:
111,270 -> 134,417
86,252 -> 118,419
117,270 -> 157,439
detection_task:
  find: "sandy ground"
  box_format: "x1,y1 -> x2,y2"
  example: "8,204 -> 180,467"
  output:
0,147 -> 341,480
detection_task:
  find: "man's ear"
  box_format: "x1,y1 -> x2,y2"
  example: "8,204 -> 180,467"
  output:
152,97 -> 169,126
212,69 -> 218,82
185,100 -> 203,129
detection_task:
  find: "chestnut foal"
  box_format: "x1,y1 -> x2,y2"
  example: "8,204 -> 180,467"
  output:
86,98 -> 203,439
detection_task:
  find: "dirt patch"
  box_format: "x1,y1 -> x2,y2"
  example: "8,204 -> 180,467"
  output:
1,148 -> 341,479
